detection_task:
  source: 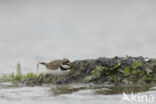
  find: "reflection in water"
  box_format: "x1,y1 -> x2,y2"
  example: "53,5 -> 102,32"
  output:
50,83 -> 156,95
0,82 -> 156,104
95,84 -> 156,95
51,87 -> 87,96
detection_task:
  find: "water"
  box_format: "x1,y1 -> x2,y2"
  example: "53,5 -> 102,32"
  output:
0,82 -> 155,104
0,0 -> 156,104
0,85 -> 121,104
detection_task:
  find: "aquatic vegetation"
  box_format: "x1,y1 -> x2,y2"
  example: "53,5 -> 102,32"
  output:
15,62 -> 22,80
85,66 -> 100,81
145,68 -> 153,75
85,66 -> 105,82
85,76 -> 92,82
132,70 -> 137,75
119,60 -> 143,77
85,62 -> 121,82
111,62 -> 121,70
0,72 -> 39,81
131,60 -> 143,69
0,74 -> 8,81
84,58 -> 156,85
23,73 -> 38,78
0,62 -> 39,81
120,67 -> 131,76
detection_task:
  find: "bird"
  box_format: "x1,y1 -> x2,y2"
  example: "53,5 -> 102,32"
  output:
39,58 -> 71,76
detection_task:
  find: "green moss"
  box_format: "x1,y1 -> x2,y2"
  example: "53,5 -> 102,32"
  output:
84,66 -> 105,82
84,60 -> 152,84
15,62 -> 22,80
92,68 -> 101,78
132,70 -> 137,75
112,62 -> 121,70
85,76 -> 92,82
131,60 -> 143,69
0,72 -> 39,81
10,73 -> 15,79
84,63 -> 121,82
138,69 -> 145,77
23,73 -> 38,78
0,62 -> 39,81
120,67 -> 131,76
145,68 -> 153,75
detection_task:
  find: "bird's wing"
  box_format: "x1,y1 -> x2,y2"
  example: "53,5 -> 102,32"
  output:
48,59 -> 61,69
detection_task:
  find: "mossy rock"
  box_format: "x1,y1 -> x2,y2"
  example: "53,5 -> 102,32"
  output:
23,57 -> 156,86
1,56 -> 156,87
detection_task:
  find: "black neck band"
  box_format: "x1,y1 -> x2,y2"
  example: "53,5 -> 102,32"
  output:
60,64 -> 69,71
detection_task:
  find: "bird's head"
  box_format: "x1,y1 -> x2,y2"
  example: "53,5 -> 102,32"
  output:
62,58 -> 71,65
60,58 -> 71,70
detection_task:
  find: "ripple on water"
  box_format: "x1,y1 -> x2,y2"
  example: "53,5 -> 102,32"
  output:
0,82 -> 156,104
0,84 -> 126,104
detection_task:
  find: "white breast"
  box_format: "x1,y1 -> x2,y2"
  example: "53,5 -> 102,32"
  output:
61,64 -> 71,69
60,62 -> 71,69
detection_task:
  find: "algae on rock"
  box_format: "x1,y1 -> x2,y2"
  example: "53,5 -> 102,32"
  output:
1,56 -> 156,87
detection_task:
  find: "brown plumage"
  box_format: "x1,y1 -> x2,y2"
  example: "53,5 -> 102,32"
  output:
40,58 -> 71,71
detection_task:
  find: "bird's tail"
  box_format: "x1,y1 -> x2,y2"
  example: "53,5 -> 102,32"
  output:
40,62 -> 47,66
